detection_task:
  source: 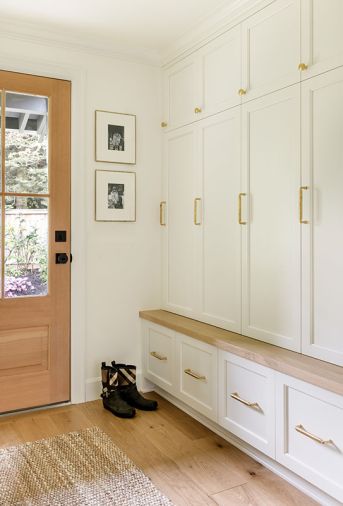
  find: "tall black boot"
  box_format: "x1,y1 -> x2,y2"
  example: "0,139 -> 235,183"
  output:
112,361 -> 158,411
101,362 -> 136,418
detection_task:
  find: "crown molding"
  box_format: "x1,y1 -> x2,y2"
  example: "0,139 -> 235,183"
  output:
161,0 -> 275,67
0,17 -> 161,67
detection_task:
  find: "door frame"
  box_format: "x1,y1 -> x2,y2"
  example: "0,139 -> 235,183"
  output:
0,54 -> 87,404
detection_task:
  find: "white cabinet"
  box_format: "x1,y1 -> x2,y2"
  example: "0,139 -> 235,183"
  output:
162,125 -> 200,318
143,322 -> 176,394
301,0 -> 343,79
276,373 -> 343,503
163,54 -> 201,130
162,26 -> 241,130
199,26 -> 242,117
197,109 -> 242,332
176,333 -> 218,421
301,67 -> 343,366
242,85 -> 301,352
218,351 -> 275,457
241,0 -> 300,102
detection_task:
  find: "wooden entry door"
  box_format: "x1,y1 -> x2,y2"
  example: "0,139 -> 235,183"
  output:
0,71 -> 71,413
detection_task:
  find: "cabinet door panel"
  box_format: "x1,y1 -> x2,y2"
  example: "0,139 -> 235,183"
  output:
242,0 -> 300,101
163,55 -> 200,130
199,109 -> 241,331
301,67 -> 343,365
242,86 -> 301,351
162,126 -> 198,317
301,0 -> 343,79
201,26 -> 241,116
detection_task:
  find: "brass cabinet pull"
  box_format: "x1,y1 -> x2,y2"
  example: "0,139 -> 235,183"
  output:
298,63 -> 308,71
184,368 -> 206,381
230,392 -> 261,410
161,121 -> 168,128
194,198 -> 202,225
194,107 -> 202,114
150,351 -> 167,361
295,424 -> 333,445
238,193 -> 247,225
299,186 -> 309,224
238,88 -> 247,96
160,201 -> 166,226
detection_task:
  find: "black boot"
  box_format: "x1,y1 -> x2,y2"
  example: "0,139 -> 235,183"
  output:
101,362 -> 136,418
112,361 -> 158,411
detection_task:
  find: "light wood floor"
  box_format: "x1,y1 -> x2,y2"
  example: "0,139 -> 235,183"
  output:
0,392 -> 316,505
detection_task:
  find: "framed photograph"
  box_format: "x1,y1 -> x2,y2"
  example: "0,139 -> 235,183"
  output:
95,110 -> 136,164
95,170 -> 136,222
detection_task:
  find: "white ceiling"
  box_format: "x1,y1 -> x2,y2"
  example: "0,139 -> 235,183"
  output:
0,0 -> 236,59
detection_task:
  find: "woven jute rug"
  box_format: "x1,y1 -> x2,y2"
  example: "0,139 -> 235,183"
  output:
0,426 -> 173,505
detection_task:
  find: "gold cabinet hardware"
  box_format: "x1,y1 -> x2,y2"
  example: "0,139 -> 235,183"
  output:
161,121 -> 168,128
298,63 -> 308,71
194,107 -> 202,114
238,193 -> 247,225
160,201 -> 167,226
295,424 -> 333,445
150,351 -> 167,361
184,368 -> 206,381
299,186 -> 309,224
194,197 -> 202,225
238,88 -> 247,96
230,392 -> 261,410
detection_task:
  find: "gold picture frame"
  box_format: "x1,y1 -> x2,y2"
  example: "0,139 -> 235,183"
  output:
95,110 -> 136,164
95,170 -> 136,222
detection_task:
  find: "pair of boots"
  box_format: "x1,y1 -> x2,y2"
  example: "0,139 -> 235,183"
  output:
101,361 -> 157,418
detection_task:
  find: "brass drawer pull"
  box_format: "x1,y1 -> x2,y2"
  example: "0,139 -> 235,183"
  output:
238,193 -> 247,225
160,201 -> 166,226
194,198 -> 202,225
184,368 -> 206,381
295,424 -> 333,445
150,351 -> 167,361
230,392 -> 261,410
299,186 -> 309,224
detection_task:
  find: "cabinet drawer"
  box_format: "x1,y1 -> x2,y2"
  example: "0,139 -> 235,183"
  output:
177,334 -> 217,421
218,351 -> 275,457
143,322 -> 176,394
276,374 -> 343,502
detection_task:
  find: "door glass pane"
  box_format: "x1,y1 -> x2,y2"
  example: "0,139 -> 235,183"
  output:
5,92 -> 48,194
5,196 -> 48,298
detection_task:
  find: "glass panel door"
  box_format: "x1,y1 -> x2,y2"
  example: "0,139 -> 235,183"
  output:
1,91 -> 49,298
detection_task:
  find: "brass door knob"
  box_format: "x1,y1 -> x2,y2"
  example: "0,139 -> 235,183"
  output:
298,63 -> 308,71
238,88 -> 247,96
161,121 -> 168,128
194,107 -> 202,114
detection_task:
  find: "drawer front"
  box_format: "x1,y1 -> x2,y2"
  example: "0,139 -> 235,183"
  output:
218,351 -> 275,457
144,322 -> 176,394
177,334 -> 217,421
276,374 -> 343,502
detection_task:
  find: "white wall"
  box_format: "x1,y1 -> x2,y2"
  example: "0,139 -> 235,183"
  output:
0,35 -> 162,401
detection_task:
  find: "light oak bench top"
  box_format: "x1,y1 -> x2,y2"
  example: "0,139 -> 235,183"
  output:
140,309 -> 343,396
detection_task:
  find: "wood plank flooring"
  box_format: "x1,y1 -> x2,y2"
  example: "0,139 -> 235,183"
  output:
0,392 -> 316,505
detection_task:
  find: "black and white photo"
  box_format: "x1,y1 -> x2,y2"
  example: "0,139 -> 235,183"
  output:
108,183 -> 124,209
96,170 -> 135,221
96,110 -> 136,164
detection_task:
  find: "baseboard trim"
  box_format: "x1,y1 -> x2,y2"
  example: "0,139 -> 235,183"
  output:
154,386 -> 340,506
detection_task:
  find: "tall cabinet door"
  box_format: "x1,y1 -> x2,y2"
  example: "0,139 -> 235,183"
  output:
241,0 -> 300,101
162,126 -> 200,317
301,67 -> 343,366
301,0 -> 343,79
242,85 -> 301,351
197,109 -> 241,332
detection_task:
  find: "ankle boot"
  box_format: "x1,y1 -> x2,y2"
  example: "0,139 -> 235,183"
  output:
112,361 -> 158,411
101,362 -> 136,418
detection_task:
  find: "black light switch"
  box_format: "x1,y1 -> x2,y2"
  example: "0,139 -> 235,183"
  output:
55,230 -> 67,242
